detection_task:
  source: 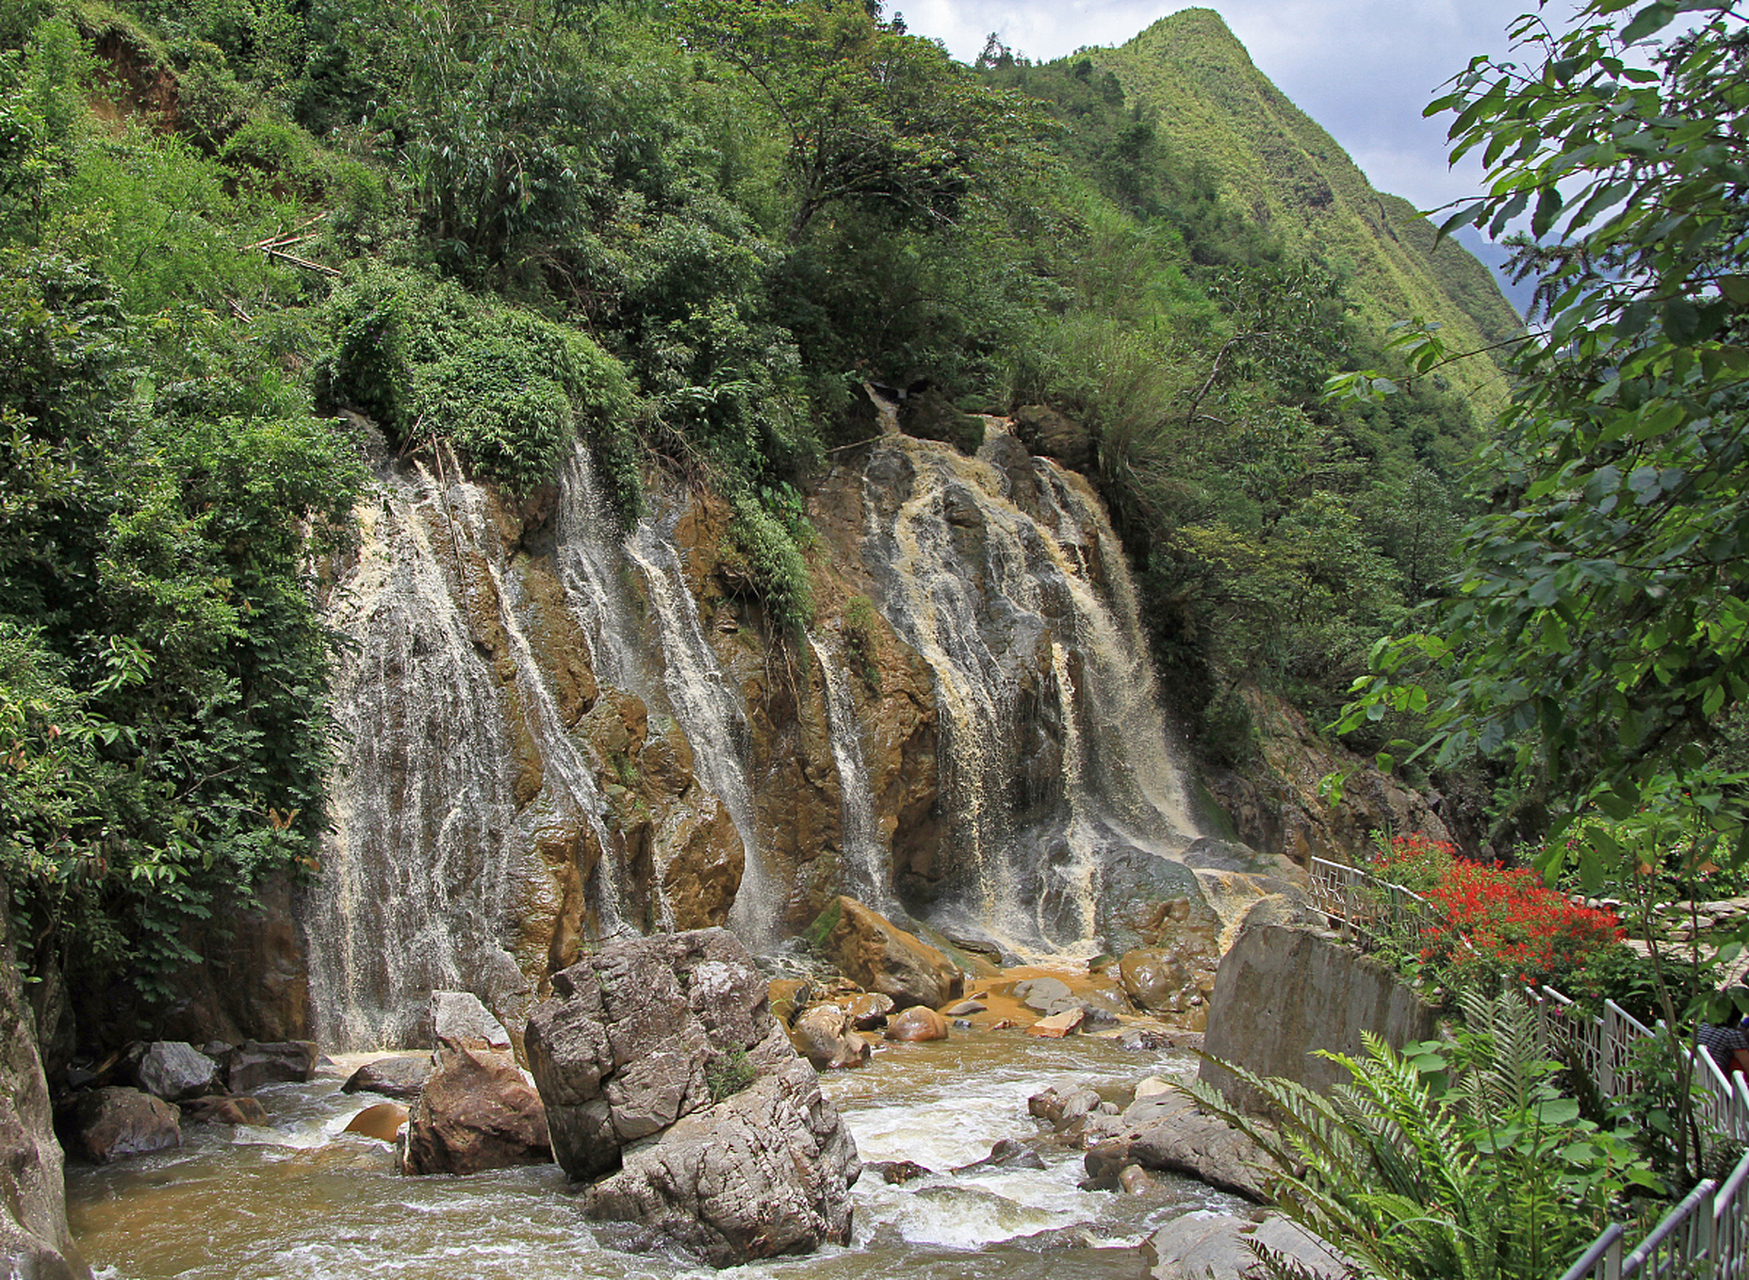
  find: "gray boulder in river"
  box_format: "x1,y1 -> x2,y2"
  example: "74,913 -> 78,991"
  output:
526,927 -> 860,1267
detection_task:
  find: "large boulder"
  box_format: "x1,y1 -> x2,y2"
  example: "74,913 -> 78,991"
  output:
1199,920 -> 1438,1113
341,1055 -> 432,1100
526,928 -> 794,1181
401,1045 -> 551,1175
1094,847 -> 1222,960
526,928 -> 859,1266
1,887 -> 90,1279
225,1040 -> 317,1094
583,1057 -> 859,1268
135,1042 -> 222,1102
811,897 -> 962,1010
431,991 -> 512,1053
72,1088 -> 181,1164
1145,1212 -> 1343,1280
1083,1088 -> 1270,1202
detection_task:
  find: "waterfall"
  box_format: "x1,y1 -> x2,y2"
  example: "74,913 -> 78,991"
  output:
306,461 -> 615,1050
808,632 -> 896,914
621,525 -> 777,950
858,430 -> 1201,954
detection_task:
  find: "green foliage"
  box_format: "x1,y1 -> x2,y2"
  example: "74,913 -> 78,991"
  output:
680,0 -> 1047,244
317,265 -> 637,499
705,1047 -> 756,1101
724,491 -> 813,634
1335,0 -> 1749,883
802,897 -> 842,951
841,594 -> 880,693
0,246 -> 364,1001
1189,988 -> 1658,1280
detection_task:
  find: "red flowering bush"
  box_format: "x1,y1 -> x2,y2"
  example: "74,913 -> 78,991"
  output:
1370,834 -> 1625,993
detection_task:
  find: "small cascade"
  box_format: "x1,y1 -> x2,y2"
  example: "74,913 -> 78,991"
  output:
808,632 -> 897,914
307,460 -> 614,1050
859,431 -> 1201,955
622,522 -> 778,951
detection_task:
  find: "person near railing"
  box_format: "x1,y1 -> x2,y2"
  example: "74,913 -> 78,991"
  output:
1698,1019 -> 1749,1077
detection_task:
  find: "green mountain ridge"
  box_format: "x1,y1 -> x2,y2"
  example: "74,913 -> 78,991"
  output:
1094,7 -> 1520,407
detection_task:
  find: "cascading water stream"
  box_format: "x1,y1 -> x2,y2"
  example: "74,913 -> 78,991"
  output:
308,461 -> 614,1050
622,523 -> 779,951
858,431 -> 1201,955
808,632 -> 898,914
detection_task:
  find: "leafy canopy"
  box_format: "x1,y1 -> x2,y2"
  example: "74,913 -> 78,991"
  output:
1335,1 -> 1749,877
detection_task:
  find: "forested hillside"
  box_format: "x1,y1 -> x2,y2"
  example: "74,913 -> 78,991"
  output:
0,0 -> 1516,1004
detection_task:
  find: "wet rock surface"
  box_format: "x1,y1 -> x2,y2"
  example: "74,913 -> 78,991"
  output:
582,1057 -> 860,1269
527,928 -> 859,1267
72,1088 -> 182,1165
814,897 -> 963,1011
135,1042 -> 222,1103
225,1041 -> 318,1094
401,1045 -> 551,1175
341,1055 -> 431,1100
179,1095 -> 269,1127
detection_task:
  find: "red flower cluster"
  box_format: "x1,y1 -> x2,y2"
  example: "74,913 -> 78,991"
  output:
1372,834 -> 1624,989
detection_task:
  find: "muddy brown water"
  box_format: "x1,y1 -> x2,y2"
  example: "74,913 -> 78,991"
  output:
68,1003 -> 1241,1279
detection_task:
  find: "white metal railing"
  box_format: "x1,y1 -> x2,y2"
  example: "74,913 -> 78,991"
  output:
1309,856 -> 1749,1280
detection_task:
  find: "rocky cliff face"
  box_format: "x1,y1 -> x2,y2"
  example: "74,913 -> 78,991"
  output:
298,418 -> 1237,1048
1,886 -> 90,1280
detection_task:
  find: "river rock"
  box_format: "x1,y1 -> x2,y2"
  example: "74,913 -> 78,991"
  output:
813,897 -> 962,1010
179,1095 -> 269,1126
865,1159 -> 931,1184
344,1102 -> 409,1142
341,1055 -> 432,1100
135,1041 -> 222,1102
526,928 -> 797,1182
1012,976 -> 1074,1014
1118,948 -> 1206,1016
940,999 -> 986,1017
1083,1089 -> 1270,1202
1027,1008 -> 1084,1037
1145,1212 -> 1342,1280
583,1057 -> 860,1268
792,1005 -> 870,1070
841,991 -> 895,1030
402,1045 -> 550,1175
225,1040 -> 318,1093
72,1087 -> 182,1164
956,1138 -> 1045,1173
1,885 -> 90,1279
883,1006 -> 949,1042
1093,847 -> 1221,960
432,990 -> 512,1052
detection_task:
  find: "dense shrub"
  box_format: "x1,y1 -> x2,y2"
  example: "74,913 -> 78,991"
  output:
316,266 -> 639,501
1373,833 -> 1625,993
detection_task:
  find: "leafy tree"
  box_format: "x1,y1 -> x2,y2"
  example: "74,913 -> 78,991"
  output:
1336,1 -> 1749,872
678,0 -> 1044,244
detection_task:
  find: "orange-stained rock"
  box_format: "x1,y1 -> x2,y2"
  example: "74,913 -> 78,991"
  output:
815,897 -> 962,1010
1026,1008 -> 1085,1038
344,1102 -> 409,1142
883,1006 -> 948,1042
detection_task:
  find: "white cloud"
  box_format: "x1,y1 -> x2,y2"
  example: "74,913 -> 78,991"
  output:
898,1 -> 1536,210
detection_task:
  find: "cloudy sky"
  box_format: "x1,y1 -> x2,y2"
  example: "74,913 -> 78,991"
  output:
900,0 -> 1555,216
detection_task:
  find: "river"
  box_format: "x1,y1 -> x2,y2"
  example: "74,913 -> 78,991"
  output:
66,1023 -> 1241,1279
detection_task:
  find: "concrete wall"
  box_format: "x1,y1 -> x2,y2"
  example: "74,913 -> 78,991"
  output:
1198,919 -> 1437,1113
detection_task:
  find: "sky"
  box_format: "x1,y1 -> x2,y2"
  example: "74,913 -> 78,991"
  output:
898,0 -> 1555,217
